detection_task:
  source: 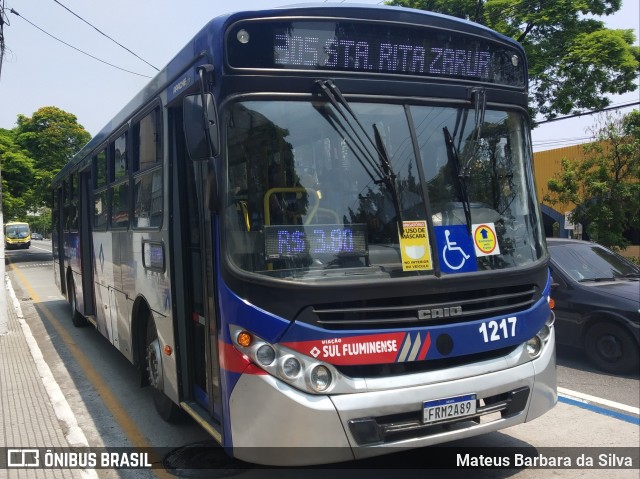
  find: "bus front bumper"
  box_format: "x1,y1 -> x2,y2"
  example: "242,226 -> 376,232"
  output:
228,333 -> 556,466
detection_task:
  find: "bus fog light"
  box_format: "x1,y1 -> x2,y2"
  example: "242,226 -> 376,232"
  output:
256,344 -> 276,365
527,336 -> 542,358
310,365 -> 332,392
282,357 -> 301,378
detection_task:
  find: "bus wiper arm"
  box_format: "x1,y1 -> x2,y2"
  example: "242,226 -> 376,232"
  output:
316,79 -> 404,235
312,104 -> 379,184
316,80 -> 384,177
443,126 -> 472,234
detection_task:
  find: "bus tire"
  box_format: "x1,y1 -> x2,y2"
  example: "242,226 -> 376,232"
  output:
68,278 -> 87,328
145,317 -> 181,422
584,321 -> 639,374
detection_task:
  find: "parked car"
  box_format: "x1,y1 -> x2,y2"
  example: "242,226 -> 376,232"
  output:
547,238 -> 640,374
31,232 -> 43,240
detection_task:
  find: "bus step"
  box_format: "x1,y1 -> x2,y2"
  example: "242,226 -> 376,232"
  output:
180,401 -> 222,444
85,315 -> 97,327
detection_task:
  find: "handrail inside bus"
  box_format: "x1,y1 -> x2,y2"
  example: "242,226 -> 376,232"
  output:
263,187 -> 320,226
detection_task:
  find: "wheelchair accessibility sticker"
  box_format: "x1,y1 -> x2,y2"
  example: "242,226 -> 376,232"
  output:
399,220 -> 433,271
472,223 -> 501,256
434,225 -> 477,273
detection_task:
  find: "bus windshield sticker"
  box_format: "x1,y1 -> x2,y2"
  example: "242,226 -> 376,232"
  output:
399,220 -> 432,271
472,223 -> 501,256
434,225 -> 478,274
227,20 -> 526,87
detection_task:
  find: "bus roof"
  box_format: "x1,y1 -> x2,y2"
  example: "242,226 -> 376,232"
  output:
54,3 -> 525,185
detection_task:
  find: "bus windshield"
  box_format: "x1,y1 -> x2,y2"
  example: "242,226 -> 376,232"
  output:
5,223 -> 30,239
224,99 -> 544,282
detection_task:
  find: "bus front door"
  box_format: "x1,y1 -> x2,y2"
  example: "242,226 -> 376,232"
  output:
170,106 -> 223,433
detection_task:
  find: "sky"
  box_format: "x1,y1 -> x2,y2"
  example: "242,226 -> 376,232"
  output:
0,0 -> 638,152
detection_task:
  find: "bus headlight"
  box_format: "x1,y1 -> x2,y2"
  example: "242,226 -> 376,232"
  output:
256,344 -> 276,366
537,324 -> 551,343
527,312 -> 554,359
526,335 -> 542,358
230,325 -> 338,394
281,356 -> 301,378
310,365 -> 332,392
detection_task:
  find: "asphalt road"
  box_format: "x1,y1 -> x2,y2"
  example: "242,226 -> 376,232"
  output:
5,241 -> 639,478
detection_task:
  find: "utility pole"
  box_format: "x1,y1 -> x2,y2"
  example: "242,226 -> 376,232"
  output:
0,0 -> 8,334
0,160 -> 7,335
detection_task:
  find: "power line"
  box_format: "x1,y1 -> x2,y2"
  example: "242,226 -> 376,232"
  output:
51,0 -> 158,71
9,8 -> 152,79
536,102 -> 640,125
532,137 -> 593,148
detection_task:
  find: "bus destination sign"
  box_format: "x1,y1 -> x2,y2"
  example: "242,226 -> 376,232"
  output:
227,20 -> 525,87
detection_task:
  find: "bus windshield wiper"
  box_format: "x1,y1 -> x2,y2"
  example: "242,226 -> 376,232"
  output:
443,126 -> 472,233
373,123 -> 404,236
316,79 -> 404,236
442,89 -> 487,234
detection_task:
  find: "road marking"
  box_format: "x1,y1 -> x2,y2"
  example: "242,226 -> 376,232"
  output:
559,387 -> 640,425
29,245 -> 52,253
7,261 -> 172,479
559,396 -> 640,425
558,387 -> 640,415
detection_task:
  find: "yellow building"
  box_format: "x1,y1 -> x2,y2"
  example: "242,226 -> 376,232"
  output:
533,143 -> 640,258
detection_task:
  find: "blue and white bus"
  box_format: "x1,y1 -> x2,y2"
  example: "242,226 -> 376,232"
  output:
52,4 -> 556,465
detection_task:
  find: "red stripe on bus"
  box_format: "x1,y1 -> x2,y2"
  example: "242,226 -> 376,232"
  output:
418,332 -> 431,360
218,341 -> 267,375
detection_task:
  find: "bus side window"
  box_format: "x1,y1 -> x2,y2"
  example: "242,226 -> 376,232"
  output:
109,131 -> 130,229
132,106 -> 163,229
93,149 -> 109,230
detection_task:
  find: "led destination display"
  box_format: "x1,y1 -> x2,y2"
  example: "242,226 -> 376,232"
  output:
227,20 -> 525,87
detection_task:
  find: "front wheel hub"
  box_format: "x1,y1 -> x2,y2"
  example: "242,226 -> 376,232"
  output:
147,338 -> 164,390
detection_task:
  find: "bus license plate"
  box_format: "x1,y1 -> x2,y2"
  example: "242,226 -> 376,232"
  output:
423,394 -> 477,424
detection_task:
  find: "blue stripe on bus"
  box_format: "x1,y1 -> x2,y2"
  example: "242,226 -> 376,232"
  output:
558,395 -> 640,425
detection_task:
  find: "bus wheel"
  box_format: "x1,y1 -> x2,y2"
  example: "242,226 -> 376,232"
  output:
68,279 -> 87,328
145,318 -> 181,422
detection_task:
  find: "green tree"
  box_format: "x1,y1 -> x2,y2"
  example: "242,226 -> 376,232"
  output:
14,106 -> 91,208
27,209 -> 52,237
544,110 -> 640,250
386,0 -> 640,120
0,128 -> 36,221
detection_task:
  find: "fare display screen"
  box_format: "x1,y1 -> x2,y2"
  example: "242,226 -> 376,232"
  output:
227,20 -> 525,87
264,224 -> 368,259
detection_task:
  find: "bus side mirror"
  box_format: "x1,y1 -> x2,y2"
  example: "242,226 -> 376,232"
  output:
184,93 -> 219,160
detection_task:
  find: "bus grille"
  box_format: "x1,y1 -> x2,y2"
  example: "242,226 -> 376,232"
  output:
298,284 -> 539,331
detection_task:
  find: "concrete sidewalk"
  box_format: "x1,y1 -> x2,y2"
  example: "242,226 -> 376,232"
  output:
0,276 -> 94,479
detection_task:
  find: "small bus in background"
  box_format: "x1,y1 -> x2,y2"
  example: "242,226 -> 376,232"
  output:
4,222 -> 31,249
